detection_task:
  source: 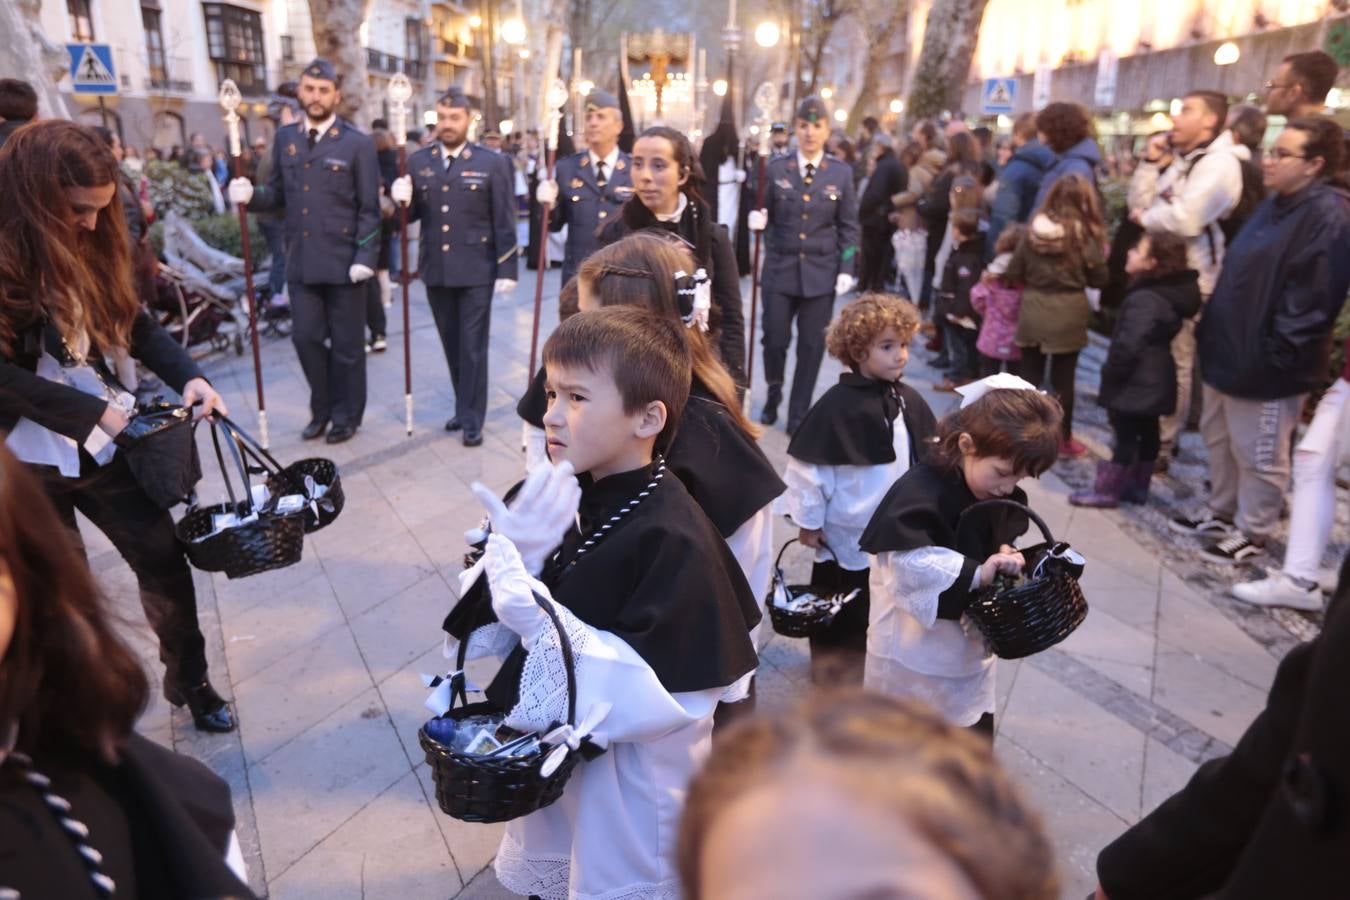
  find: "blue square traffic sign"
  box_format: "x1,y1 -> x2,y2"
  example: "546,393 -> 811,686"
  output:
68,43 -> 118,95
981,78 -> 1016,115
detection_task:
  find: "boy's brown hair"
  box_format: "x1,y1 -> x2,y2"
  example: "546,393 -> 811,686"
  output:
1137,230 -> 1190,280
931,388 -> 1063,476
542,307 -> 692,450
825,293 -> 920,370
677,690 -> 1058,900
950,208 -> 981,240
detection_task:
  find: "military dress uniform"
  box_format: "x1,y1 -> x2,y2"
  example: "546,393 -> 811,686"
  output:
403,139 -> 518,441
760,144 -> 860,432
254,95 -> 380,438
549,148 -> 634,287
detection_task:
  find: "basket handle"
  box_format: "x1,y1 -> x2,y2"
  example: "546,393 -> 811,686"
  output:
450,588 -> 578,731
954,498 -> 1054,550
211,413 -> 290,481
772,536 -> 838,573
203,417 -> 254,514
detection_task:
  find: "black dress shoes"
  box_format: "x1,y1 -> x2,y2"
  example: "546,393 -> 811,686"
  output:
760,385 -> 782,426
444,418 -> 462,432
165,680 -> 236,733
326,424 -> 357,444
462,431 -> 483,447
301,418 -> 329,440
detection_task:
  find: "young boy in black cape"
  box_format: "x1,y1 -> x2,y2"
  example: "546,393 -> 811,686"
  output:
440,307 -> 761,899
777,294 -> 937,686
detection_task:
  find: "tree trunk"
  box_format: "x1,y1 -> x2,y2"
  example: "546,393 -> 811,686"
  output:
307,0 -> 373,127
2,0 -> 70,119
846,0 -> 907,132
904,0 -> 990,122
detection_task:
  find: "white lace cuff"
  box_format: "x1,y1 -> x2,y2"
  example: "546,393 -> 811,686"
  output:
888,547 -> 968,629
505,597 -> 592,733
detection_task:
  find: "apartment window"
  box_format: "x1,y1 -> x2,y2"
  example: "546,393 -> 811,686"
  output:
143,4 -> 167,87
280,34 -> 294,63
68,0 -> 95,40
406,17 -> 426,80
203,3 -> 267,95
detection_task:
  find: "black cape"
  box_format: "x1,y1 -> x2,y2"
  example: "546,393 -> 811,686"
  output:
786,374 -> 938,467
444,463 -> 762,705
859,463 -> 1029,617
517,372 -> 785,537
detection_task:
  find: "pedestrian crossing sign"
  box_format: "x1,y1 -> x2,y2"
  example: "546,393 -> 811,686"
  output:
68,43 -> 118,95
981,78 -> 1016,115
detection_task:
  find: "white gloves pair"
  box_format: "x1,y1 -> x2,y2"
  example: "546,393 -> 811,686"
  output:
747,208 -> 767,232
482,534 -> 553,649
494,279 -> 517,295
467,459 -> 581,577
350,264 -> 374,283
390,174 -> 413,205
536,179 -> 559,206
835,273 -> 856,296
228,177 -> 253,206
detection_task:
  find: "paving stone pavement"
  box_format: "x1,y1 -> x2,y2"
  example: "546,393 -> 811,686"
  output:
80,251 -> 1329,899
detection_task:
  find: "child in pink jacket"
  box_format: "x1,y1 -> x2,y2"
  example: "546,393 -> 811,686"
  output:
970,225 -> 1024,377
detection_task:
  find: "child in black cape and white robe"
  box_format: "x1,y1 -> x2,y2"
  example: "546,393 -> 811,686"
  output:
858,374 -> 1063,732
776,294 -> 936,685
441,309 -> 760,899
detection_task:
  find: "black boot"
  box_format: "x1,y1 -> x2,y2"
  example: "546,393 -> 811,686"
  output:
165,680 -> 236,733
760,384 -> 782,426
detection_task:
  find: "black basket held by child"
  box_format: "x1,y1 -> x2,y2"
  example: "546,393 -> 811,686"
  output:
420,589 -> 600,824
766,538 -> 863,639
956,498 -> 1088,659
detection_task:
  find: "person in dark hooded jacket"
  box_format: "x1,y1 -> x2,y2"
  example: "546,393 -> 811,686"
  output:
986,113 -> 1052,258
1030,103 -> 1100,212
1169,118 -> 1350,567
1071,231 -> 1200,508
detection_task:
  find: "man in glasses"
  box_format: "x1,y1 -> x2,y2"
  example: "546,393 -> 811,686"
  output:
1264,51 -> 1337,121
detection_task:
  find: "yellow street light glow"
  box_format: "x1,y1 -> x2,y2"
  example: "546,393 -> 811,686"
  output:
579,79 -> 595,95
754,21 -> 781,48
501,18 -> 526,45
518,48 -> 530,59
833,108 -> 847,123
713,78 -> 728,97
889,98 -> 903,114
820,87 -> 833,99
499,118 -> 514,135
1214,42 -> 1240,66
469,14 -> 482,28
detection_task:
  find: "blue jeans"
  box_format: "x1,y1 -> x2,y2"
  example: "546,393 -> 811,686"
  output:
257,217 -> 286,298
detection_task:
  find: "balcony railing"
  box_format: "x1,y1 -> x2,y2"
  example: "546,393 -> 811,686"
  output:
146,56 -> 194,93
366,49 -> 425,81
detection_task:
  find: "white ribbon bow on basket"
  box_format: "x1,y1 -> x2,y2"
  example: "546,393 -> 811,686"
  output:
421,670 -> 480,715
539,701 -> 611,777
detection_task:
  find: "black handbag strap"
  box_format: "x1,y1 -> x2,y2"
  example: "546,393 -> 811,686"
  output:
452,588 -> 577,730
954,498 -> 1054,551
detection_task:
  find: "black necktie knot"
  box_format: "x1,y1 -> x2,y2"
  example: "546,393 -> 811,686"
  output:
803,162 -> 815,185
596,161 -> 607,187
307,128 -> 318,149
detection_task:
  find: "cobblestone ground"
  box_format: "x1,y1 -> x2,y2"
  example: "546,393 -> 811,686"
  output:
83,251 -> 1337,899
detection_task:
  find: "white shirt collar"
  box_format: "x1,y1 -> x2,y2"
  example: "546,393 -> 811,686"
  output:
441,141 -> 466,160
797,149 -> 824,171
589,146 -> 620,172
304,115 -> 337,141
654,192 -> 688,223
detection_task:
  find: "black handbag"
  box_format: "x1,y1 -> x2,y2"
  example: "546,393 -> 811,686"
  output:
113,399 -> 202,509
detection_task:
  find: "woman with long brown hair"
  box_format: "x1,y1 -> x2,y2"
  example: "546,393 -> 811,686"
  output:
0,120 -> 234,733
595,126 -> 746,386
0,444 -> 253,897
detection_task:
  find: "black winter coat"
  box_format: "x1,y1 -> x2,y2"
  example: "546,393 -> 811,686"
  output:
1098,269 -> 1202,416
1197,182 -> 1350,400
1097,555 -> 1350,899
935,233 -> 986,322
858,149 -> 907,232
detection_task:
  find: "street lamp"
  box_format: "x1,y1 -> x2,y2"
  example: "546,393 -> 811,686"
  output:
501,17 -> 526,45
713,78 -> 728,97
889,98 -> 904,114
832,108 -> 847,123
754,21 -> 780,48
469,14 -> 481,28
1214,41 -> 1240,66
820,86 -> 833,100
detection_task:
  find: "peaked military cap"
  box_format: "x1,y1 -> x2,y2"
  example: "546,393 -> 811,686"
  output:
795,95 -> 828,124
437,86 -> 471,109
585,89 -> 620,112
302,59 -> 337,84
482,128 -> 502,140
770,121 -> 788,133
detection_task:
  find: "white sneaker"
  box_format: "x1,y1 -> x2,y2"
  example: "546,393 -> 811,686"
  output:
1231,569 -> 1323,611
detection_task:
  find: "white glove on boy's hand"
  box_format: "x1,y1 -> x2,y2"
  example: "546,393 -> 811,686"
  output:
227,177 -> 254,206
735,169 -> 747,184
484,534 -> 552,649
494,278 -> 518,295
536,179 -> 559,206
390,175 -> 413,205
349,264 -> 375,283
470,460 -> 580,576
835,273 -> 856,296
747,209 -> 767,232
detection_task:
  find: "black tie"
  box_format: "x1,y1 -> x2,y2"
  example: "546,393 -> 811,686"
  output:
803,162 -> 815,185
596,160 -> 607,188
307,128 -> 318,149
